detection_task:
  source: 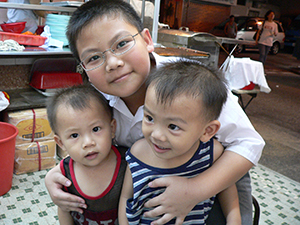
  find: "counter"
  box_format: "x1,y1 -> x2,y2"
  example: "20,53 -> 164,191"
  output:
0,47 -> 72,65
0,2 -> 77,12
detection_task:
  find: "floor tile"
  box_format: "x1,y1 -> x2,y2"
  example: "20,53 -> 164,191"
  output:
1,163 -> 299,224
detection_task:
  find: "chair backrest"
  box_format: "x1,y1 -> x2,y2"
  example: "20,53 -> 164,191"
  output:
252,195 -> 260,225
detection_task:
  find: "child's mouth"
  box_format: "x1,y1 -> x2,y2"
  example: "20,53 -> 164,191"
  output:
85,152 -> 99,160
112,72 -> 130,83
153,144 -> 171,154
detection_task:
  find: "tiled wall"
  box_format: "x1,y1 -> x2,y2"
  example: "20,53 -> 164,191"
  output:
186,2 -> 230,32
0,65 -> 31,90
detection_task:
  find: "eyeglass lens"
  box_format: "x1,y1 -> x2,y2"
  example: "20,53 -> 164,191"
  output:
81,34 -> 137,71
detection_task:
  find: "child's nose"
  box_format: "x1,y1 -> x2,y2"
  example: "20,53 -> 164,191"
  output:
82,135 -> 96,149
151,127 -> 167,142
105,52 -> 124,72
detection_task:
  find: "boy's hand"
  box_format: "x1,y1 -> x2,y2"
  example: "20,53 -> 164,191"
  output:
143,176 -> 197,225
45,166 -> 87,213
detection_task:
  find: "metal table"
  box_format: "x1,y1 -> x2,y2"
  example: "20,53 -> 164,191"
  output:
0,2 -> 77,12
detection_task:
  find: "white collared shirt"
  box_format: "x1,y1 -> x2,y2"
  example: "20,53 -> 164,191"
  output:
101,52 -> 265,165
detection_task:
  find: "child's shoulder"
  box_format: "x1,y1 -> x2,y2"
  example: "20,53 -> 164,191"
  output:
212,138 -> 224,163
130,138 -> 150,159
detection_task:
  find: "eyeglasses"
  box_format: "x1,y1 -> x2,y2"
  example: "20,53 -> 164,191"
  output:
80,33 -> 139,71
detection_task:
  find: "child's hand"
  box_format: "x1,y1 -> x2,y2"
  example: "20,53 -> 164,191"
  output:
45,166 -> 87,213
143,176 -> 198,225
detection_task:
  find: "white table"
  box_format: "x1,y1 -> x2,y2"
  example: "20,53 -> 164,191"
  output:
221,56 -> 271,93
220,56 -> 271,111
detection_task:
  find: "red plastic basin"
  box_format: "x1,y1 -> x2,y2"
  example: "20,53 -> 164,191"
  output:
0,122 -> 18,196
0,22 -> 26,33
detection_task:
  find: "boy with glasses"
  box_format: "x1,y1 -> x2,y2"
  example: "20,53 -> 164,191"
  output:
45,0 -> 265,224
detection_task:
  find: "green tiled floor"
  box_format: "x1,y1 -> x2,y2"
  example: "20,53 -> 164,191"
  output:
0,169 -> 58,225
1,163 -> 299,225
250,164 -> 300,225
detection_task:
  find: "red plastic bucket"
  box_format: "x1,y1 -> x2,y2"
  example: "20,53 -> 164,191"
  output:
0,122 -> 18,196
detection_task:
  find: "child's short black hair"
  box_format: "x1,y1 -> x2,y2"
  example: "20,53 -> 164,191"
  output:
47,84 -> 113,134
146,58 -> 228,122
67,0 -> 144,62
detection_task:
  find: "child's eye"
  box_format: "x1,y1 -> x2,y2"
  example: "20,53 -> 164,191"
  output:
86,54 -> 102,64
93,126 -> 101,132
168,124 -> 180,131
70,133 -> 79,138
116,40 -> 130,49
144,115 -> 154,123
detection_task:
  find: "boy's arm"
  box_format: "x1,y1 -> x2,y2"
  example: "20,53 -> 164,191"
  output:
118,165 -> 133,225
58,207 -> 74,225
218,185 -> 241,225
144,149 -> 252,225
45,164 -> 87,213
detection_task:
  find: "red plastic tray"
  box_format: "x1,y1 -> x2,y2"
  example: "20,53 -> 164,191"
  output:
30,72 -> 83,89
0,31 -> 47,46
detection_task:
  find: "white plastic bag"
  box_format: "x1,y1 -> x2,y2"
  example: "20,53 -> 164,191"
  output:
0,91 -> 10,112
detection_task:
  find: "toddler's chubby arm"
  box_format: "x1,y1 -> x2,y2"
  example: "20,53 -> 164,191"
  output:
214,139 -> 241,225
45,165 -> 87,213
218,185 -> 241,225
118,165 -> 133,225
144,141 -> 253,225
58,206 -> 74,225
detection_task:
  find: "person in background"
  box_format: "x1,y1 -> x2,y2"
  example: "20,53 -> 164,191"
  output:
119,59 -> 241,225
224,15 -> 237,38
256,10 -> 278,65
7,0 -> 46,33
44,0 -> 265,224
46,84 -> 126,224
224,15 -> 238,52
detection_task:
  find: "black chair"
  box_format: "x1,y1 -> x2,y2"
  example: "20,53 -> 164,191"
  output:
252,195 -> 260,225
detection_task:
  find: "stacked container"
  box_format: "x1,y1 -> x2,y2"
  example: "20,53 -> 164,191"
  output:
45,14 -> 70,46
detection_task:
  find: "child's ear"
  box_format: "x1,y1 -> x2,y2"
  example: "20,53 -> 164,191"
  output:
54,134 -> 66,151
111,118 -> 117,139
141,28 -> 154,53
200,120 -> 221,143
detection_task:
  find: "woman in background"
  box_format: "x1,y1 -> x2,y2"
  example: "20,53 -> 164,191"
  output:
256,10 -> 278,65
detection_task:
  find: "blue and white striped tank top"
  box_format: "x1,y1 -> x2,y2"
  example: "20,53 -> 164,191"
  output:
125,139 -> 215,225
